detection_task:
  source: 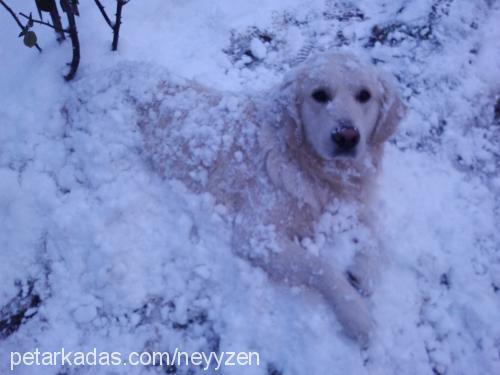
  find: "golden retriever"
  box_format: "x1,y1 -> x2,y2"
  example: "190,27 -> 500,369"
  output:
138,51 -> 406,345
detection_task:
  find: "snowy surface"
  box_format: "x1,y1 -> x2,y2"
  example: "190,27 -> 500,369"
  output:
1,0 -> 500,374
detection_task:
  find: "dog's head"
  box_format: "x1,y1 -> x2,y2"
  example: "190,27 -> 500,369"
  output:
282,52 -> 406,162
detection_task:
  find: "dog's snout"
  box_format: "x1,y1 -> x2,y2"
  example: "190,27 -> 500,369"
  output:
331,125 -> 360,151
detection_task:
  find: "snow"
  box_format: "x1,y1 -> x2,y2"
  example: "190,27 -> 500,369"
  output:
1,0 -> 500,374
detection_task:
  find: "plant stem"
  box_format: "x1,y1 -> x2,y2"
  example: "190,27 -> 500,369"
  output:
19,12 -> 67,33
94,0 -> 113,28
111,0 -> 126,51
60,0 -> 80,81
47,0 -> 66,42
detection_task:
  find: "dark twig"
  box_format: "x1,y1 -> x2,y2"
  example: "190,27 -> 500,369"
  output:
34,0 -> 65,41
60,0 -> 80,81
0,0 -> 42,51
48,0 -> 66,42
111,0 -> 127,51
19,12 -> 67,33
72,1 -> 79,16
94,0 -> 113,29
94,0 -> 129,50
0,0 -> 23,28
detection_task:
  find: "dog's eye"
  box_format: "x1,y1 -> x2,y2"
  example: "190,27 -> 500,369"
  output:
311,89 -> 331,103
356,89 -> 371,103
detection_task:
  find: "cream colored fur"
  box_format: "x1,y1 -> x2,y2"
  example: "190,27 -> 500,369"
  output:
138,52 -> 406,345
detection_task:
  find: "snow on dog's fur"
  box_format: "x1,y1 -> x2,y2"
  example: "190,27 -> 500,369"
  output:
138,52 -> 406,345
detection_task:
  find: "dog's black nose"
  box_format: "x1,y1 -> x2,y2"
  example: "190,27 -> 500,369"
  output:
331,126 -> 360,151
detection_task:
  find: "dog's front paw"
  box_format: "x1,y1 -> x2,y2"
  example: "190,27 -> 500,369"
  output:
317,268 -> 374,346
346,267 -> 374,297
329,283 -> 374,347
346,251 -> 377,297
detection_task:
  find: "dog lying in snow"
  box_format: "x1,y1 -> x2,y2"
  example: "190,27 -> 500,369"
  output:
137,52 -> 406,345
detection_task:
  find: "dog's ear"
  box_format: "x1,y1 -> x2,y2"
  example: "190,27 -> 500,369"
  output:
279,70 -> 305,146
370,74 -> 406,144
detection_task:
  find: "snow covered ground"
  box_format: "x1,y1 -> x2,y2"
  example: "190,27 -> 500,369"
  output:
1,0 -> 499,374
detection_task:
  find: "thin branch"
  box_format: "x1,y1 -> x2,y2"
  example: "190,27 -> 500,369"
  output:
112,0 -> 127,51
60,0 -> 80,81
0,0 -> 42,52
19,12 -> 68,33
72,1 -> 79,16
0,0 -> 23,28
94,0 -> 113,29
47,0 -> 66,42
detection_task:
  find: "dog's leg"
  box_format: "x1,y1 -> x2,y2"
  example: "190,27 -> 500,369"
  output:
345,219 -> 382,297
252,237 -> 374,346
315,264 -> 373,347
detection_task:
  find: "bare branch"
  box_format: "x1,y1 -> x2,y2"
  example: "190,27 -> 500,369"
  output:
48,0 -> 66,42
112,0 -> 127,51
19,12 -> 67,33
60,0 -> 80,81
0,0 -> 23,28
0,0 -> 42,52
94,0 -> 113,29
33,0 -> 65,41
